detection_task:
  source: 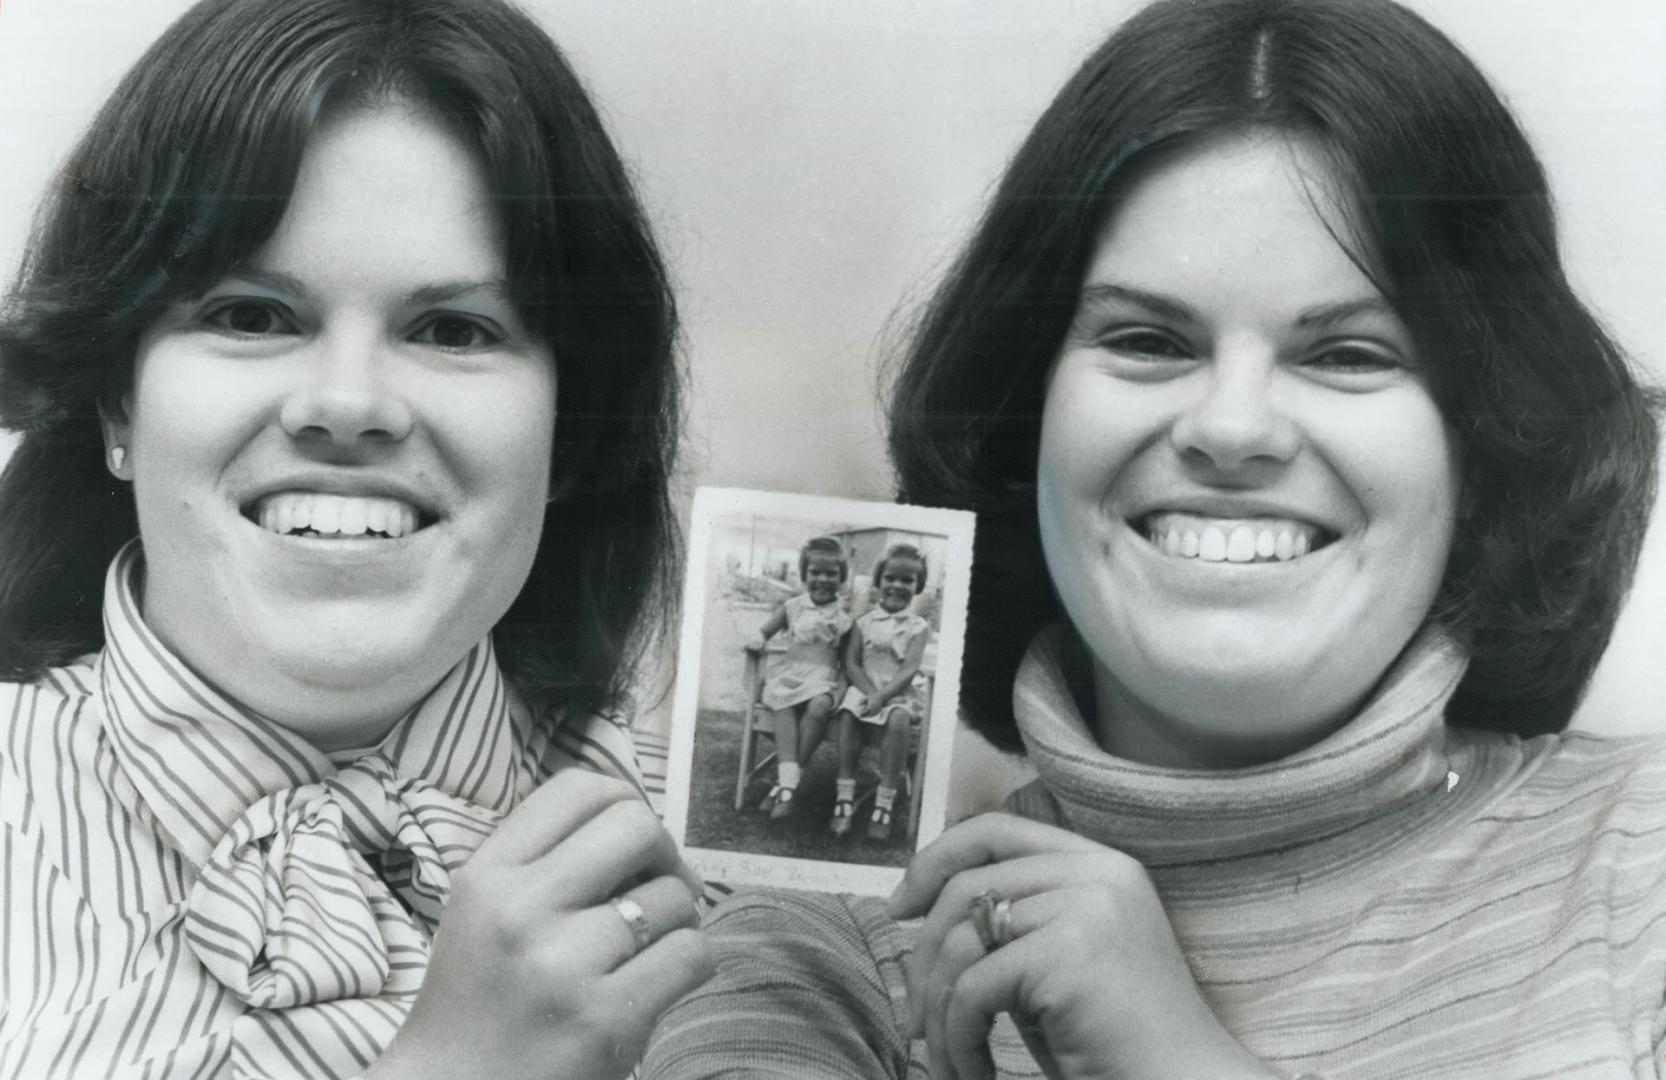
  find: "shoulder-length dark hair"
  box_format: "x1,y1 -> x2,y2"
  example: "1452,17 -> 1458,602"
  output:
889,0 -> 1659,750
0,0 -> 681,718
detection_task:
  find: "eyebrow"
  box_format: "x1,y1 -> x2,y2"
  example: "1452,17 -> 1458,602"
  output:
1078,283 -> 1199,325
1290,296 -> 1401,330
404,279 -> 514,306
221,268 -> 512,307
1077,282 -> 1401,330
221,267 -> 309,297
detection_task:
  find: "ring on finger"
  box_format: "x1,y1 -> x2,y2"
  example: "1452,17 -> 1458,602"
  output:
969,890 -> 1015,953
610,894 -> 654,956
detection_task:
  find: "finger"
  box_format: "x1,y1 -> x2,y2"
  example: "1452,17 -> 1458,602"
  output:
474,768 -> 641,866
915,917 -> 987,1049
942,975 -> 998,1080
942,935 -> 1053,1080
531,798 -> 689,907
941,958 -> 1009,1080
606,927 -> 717,1037
568,873 -> 703,972
540,927 -> 713,1072
906,853 -> 1089,1032
925,976 -> 957,1080
889,814 -> 1100,919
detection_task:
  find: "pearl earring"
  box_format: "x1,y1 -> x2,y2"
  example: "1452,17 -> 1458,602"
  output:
110,446 -> 127,472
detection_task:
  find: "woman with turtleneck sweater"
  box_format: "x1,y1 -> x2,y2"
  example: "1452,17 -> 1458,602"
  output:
642,1 -> 1665,1078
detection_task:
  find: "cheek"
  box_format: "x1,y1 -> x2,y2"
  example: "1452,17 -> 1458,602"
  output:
452,373 -> 557,494
125,348 -> 223,453
1035,361 -> 1153,507
1036,398 -> 1134,577
1333,404 -> 1461,578
125,349 -> 271,511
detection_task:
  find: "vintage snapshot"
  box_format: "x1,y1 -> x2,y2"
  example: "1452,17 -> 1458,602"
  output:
665,487 -> 974,894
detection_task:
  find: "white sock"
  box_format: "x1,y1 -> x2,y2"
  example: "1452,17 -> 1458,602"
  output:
836,777 -> 856,802
875,786 -> 896,811
778,762 -> 802,789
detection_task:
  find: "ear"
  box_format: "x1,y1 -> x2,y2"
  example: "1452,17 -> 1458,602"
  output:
96,395 -> 134,480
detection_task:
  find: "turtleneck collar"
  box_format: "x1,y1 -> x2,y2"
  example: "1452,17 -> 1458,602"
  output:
96,540 -> 533,867
1012,623 -> 1466,866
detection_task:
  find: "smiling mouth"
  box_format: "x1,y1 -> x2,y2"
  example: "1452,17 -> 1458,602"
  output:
1135,511 -> 1335,564
244,492 -> 436,540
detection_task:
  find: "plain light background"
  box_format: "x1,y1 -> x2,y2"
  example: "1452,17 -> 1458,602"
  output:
1,2 -> 1662,734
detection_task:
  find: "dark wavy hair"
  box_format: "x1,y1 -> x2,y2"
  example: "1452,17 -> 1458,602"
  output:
0,0 -> 681,717
889,0 -> 1659,751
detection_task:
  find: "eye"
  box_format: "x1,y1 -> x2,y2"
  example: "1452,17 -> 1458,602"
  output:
1098,328 -> 1192,361
411,313 -> 504,351
1301,343 -> 1404,374
203,298 -> 295,337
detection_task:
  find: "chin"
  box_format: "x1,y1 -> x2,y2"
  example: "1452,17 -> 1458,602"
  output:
1117,634 -> 1358,732
1161,678 -> 1348,744
259,618 -> 471,699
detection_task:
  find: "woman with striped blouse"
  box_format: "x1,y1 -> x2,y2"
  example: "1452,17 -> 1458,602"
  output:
644,1 -> 1665,1078
0,1 -> 710,1076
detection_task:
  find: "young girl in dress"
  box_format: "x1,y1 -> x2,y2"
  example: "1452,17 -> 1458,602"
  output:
746,536 -> 853,819
830,545 -> 931,841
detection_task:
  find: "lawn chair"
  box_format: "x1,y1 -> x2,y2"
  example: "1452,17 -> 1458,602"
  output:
733,644 -> 783,811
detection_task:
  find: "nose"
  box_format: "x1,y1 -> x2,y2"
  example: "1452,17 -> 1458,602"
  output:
1168,342 -> 1300,473
278,335 -> 414,449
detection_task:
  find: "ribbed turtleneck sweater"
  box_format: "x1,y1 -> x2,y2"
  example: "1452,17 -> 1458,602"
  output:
645,628 -> 1666,1079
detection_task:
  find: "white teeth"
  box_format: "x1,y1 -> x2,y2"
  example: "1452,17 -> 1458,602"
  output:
1140,512 -> 1326,565
338,499 -> 368,536
251,492 -> 424,539
311,498 -> 340,535
1225,526 -> 1256,563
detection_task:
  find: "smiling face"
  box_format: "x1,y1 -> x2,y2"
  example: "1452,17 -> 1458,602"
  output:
803,553 -> 845,605
876,558 -> 923,613
1036,132 -> 1460,769
104,104 -> 557,750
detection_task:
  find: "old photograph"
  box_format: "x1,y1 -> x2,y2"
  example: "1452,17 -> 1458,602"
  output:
664,487 -> 973,894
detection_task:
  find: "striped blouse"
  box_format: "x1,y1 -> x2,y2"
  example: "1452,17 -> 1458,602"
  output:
645,626 -> 1666,1079
1,543 -> 662,1079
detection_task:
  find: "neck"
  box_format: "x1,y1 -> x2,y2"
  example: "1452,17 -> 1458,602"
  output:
1013,624 -> 1466,865
1090,664 -> 1354,770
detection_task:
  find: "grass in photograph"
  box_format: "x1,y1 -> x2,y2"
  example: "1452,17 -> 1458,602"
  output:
685,706 -> 913,868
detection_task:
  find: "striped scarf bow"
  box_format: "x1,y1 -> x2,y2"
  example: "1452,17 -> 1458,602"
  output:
183,751 -> 503,1009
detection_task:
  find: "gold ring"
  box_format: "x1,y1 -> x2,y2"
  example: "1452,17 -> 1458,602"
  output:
610,895 -> 654,956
